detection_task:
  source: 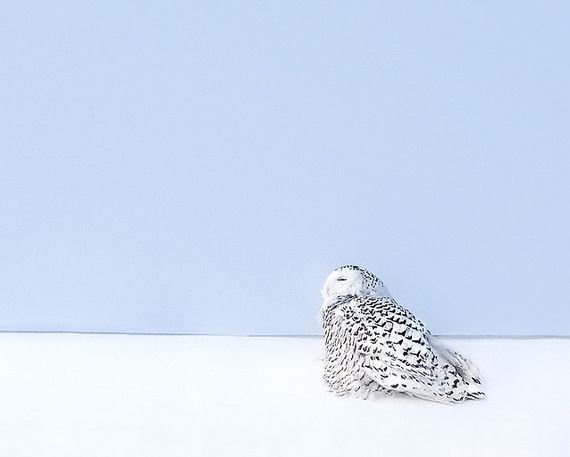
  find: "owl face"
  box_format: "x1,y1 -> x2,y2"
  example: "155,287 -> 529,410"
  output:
320,265 -> 387,302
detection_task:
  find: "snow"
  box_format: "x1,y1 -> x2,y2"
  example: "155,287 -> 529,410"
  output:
0,334 -> 568,457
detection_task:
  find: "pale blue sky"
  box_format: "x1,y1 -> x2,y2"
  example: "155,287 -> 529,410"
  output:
1,1 -> 569,335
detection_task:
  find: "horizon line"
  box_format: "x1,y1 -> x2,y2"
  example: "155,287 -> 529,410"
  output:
0,330 -> 568,339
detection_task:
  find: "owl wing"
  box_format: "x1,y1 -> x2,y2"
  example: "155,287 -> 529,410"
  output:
353,296 -> 438,379
347,296 -> 481,402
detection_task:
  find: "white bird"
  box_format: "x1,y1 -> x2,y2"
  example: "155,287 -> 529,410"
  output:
320,265 -> 485,403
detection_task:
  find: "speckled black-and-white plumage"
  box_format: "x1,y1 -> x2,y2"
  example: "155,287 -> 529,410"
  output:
320,266 -> 485,404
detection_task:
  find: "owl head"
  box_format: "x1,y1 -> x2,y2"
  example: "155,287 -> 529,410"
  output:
320,265 -> 391,303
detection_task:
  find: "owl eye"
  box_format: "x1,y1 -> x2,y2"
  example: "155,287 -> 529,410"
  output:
337,277 -> 347,282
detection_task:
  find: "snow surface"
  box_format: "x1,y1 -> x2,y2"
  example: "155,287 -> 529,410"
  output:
0,334 -> 568,457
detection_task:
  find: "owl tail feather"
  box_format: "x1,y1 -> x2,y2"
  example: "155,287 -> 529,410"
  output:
427,335 -> 485,396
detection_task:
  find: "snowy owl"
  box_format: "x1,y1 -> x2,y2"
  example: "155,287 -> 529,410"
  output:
320,265 -> 485,404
